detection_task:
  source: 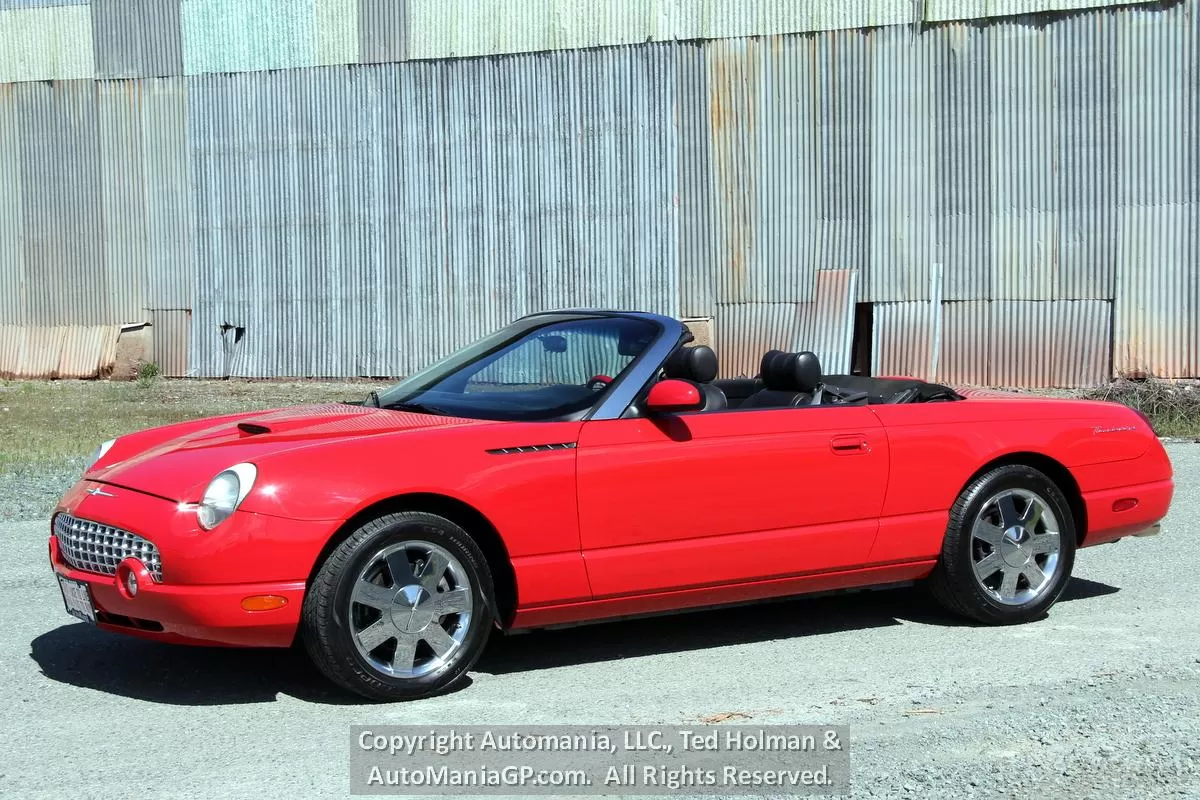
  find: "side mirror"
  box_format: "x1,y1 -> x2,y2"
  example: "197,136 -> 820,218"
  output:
644,379 -> 703,414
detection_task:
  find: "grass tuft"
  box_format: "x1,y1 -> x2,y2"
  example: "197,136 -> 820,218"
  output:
136,361 -> 162,386
0,379 -> 385,475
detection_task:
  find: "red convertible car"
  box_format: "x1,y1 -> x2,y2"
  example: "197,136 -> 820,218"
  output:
50,311 -> 1173,700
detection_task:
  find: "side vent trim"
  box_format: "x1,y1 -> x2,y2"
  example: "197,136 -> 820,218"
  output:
486,442 -> 578,455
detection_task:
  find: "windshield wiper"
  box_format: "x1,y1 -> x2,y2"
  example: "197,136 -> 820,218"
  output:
384,400 -> 449,416
363,390 -> 381,408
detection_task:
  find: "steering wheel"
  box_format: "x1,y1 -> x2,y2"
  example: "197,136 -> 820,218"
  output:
586,374 -> 613,392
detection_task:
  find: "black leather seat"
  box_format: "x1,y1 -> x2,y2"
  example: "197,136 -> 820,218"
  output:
712,376 -> 762,408
740,350 -> 822,409
662,345 -> 727,411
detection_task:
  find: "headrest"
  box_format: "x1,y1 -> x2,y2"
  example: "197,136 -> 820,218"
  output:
759,350 -> 821,393
663,345 -> 719,384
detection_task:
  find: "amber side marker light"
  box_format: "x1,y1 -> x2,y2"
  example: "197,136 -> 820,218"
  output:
1112,498 -> 1139,513
241,595 -> 288,612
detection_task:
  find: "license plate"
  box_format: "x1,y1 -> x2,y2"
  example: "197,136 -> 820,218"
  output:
58,575 -> 96,623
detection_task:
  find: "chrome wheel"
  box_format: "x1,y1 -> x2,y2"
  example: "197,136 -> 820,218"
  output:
349,540 -> 473,678
970,488 -> 1061,606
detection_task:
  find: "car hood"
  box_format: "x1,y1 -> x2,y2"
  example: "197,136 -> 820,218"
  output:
90,403 -> 490,501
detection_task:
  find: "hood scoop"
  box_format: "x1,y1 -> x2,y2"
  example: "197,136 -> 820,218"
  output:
237,422 -> 272,436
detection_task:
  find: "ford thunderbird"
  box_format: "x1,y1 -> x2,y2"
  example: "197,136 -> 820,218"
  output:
49,311 -> 1173,699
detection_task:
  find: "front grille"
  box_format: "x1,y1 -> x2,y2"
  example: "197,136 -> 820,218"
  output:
54,513 -> 163,582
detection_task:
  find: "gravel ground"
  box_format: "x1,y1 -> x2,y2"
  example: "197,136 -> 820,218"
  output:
0,457 -> 88,522
0,444 -> 1195,799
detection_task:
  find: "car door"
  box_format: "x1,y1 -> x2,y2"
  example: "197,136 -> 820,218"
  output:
575,405 -> 890,598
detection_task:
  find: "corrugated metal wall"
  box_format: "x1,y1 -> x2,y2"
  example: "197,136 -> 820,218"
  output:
0,77 -> 189,331
0,3 -> 93,82
92,0 -> 183,78
188,46 -> 680,377
358,0 -> 406,63
404,0 -> 1149,61
0,0 -> 1196,384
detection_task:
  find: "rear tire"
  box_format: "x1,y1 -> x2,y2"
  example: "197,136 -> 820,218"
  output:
301,511 -> 495,701
929,465 -> 1076,625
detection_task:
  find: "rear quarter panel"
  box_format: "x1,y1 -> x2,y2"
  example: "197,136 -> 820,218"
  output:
867,396 -> 1171,561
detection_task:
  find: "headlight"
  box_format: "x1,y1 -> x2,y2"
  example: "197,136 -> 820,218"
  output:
84,439 -> 116,473
197,463 -> 257,530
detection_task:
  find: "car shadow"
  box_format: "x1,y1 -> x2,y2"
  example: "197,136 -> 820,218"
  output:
29,578 -> 1117,705
28,623 -> 473,706
1058,576 -> 1120,603
477,577 -> 1121,675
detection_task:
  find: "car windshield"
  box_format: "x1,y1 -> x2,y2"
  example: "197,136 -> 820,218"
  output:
373,314 -> 660,421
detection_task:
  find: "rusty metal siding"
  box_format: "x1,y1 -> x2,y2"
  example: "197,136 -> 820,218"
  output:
988,20 -> 1062,301
1055,11 -> 1119,300
925,0 -> 1147,21
794,270 -> 860,375
58,323 -> 119,376
705,37 -> 759,305
930,23 -> 992,302
1114,204 -> 1199,378
180,0 -> 317,75
0,1 -> 1195,383
441,46 -> 679,336
873,301 -> 937,380
316,0 -> 358,65
712,270 -> 857,378
142,77 -> 191,310
0,326 -> 19,376
939,301 -> 990,385
881,299 -> 1112,387
0,85 -> 24,327
0,4 -> 94,82
1048,301 -> 1112,387
16,80 -> 107,326
713,302 -> 796,378
869,24 -> 935,303
3,79 -> 177,330
188,46 -> 679,377
677,41 -> 715,317
179,0 -> 357,74
1112,0 -> 1199,378
669,0 -> 912,40
0,1 -> 88,8
407,0 -> 1148,61
92,0 -> 183,78
97,80 -> 149,323
684,7 -> 1163,314
989,300 -> 1111,387
683,31 -> 872,309
150,308 -> 190,376
0,324 -> 120,379
358,0 -> 406,63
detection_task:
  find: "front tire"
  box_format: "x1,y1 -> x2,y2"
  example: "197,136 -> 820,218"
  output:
301,512 -> 495,701
929,465 -> 1076,625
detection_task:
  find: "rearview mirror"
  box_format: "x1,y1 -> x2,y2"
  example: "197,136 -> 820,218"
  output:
644,379 -> 703,414
539,334 -> 567,353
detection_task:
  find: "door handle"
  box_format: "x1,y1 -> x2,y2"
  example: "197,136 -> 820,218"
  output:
830,434 -> 870,455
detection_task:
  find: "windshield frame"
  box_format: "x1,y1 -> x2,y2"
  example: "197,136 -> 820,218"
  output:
374,311 -> 686,422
